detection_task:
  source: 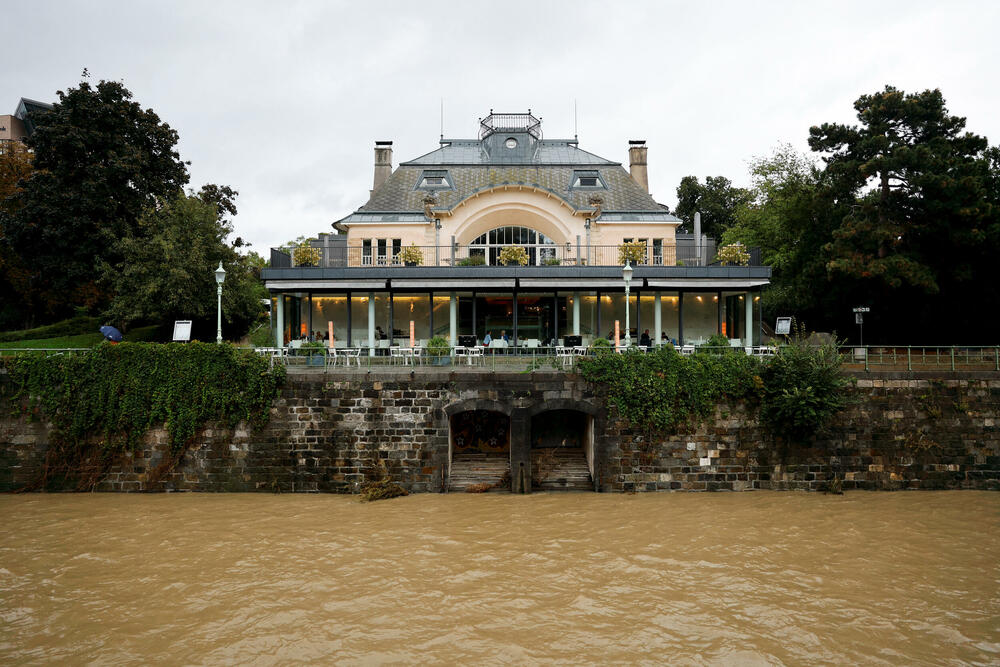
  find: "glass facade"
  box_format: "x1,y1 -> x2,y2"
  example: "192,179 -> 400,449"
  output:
270,287 -> 761,350
681,292 -> 719,344
392,293 -> 431,346
469,226 -> 558,266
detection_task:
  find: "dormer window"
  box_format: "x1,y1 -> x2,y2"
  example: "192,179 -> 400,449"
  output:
570,170 -> 606,189
416,169 -> 453,190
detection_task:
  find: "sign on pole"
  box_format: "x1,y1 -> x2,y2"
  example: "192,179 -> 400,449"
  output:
851,306 -> 869,346
775,317 -> 792,335
172,320 -> 192,342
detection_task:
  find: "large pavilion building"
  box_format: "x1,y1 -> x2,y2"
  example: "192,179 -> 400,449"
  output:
262,111 -> 769,352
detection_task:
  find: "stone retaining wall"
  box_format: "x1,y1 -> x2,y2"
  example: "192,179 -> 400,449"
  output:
1,372 -> 998,493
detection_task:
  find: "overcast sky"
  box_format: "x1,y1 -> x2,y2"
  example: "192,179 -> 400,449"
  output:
2,0 -> 998,252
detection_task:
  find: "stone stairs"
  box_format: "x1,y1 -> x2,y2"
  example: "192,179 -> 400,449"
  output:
532,447 -> 593,491
448,454 -> 510,492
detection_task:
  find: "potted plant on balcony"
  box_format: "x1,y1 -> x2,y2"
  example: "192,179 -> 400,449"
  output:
301,340 -> 327,366
617,241 -> 646,266
457,255 -> 486,266
499,245 -> 529,266
426,335 -> 451,366
715,243 -> 750,266
293,243 -> 321,267
543,256 -> 561,266
399,244 -> 423,267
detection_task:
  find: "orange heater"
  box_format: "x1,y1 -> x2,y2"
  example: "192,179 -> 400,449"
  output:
300,323 -> 307,337
328,321 -> 334,347
721,322 -> 727,336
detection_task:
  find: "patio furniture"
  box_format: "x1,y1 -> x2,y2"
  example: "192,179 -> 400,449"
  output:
342,347 -> 362,367
467,345 -> 485,366
555,345 -> 574,368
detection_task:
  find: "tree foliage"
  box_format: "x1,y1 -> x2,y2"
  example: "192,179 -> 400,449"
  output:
674,175 -> 752,238
809,86 -> 994,294
1,75 -> 189,318
103,189 -> 265,338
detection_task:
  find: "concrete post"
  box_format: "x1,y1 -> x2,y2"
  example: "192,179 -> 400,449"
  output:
573,291 -> 580,336
275,294 -> 284,347
694,212 -> 701,265
449,292 -> 457,345
654,291 -> 662,347
745,292 -> 754,347
368,292 -> 375,356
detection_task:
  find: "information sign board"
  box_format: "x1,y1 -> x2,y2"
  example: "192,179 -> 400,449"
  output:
775,317 -> 792,335
172,320 -> 192,342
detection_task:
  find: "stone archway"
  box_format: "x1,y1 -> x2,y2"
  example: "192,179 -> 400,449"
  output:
528,402 -> 597,491
444,400 -> 513,492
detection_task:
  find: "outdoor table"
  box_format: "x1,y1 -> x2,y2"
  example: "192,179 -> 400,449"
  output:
341,348 -> 362,367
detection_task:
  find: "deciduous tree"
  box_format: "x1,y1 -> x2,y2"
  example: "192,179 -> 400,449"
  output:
1,74 -> 189,318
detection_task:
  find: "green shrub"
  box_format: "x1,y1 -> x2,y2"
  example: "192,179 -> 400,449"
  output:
0,315 -> 101,343
457,255 -> 486,266
426,336 -> 450,357
759,328 -> 850,442
698,333 -> 734,354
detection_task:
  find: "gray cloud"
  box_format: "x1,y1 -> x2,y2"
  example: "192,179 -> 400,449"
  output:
2,0 -> 997,252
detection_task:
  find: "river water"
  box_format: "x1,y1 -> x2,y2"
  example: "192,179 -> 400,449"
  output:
1,492 -> 998,665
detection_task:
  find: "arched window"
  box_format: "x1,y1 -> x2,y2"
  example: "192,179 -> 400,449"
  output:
469,226 -> 558,265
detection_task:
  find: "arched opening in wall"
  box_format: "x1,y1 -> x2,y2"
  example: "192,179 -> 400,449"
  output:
530,409 -> 593,491
448,410 -> 511,492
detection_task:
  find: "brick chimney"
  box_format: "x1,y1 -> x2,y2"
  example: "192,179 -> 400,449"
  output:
628,139 -> 648,192
372,141 -> 393,195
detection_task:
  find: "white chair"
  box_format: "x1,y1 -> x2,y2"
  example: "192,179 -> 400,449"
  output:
467,346 -> 485,366
680,345 -> 695,356
555,345 -> 574,368
325,347 -> 338,370
389,346 -> 404,364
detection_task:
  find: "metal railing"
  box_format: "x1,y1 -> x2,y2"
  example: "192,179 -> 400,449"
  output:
270,244 -> 766,269
0,347 -> 93,358
839,346 -> 1000,372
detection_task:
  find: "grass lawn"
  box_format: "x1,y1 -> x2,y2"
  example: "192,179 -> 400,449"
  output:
0,325 -> 161,353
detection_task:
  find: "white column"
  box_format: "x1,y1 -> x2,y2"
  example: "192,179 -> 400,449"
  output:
275,295 -> 284,346
654,291 -> 662,347
572,291 -> 580,336
745,291 -> 754,347
368,292 -> 376,356
449,292 -> 457,345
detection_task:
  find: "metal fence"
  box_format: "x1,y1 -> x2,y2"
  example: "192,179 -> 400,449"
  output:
839,346 -> 1000,372
271,243 -> 765,269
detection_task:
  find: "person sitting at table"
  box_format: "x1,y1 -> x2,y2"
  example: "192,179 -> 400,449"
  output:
375,326 -> 386,340
483,331 -> 493,346
500,330 -> 509,342
640,329 -> 651,348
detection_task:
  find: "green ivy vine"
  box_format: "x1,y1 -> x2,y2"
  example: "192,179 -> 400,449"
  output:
578,346 -> 763,433
3,342 -> 285,457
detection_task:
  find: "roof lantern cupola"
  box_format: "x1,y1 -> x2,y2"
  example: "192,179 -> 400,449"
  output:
478,109 -> 542,161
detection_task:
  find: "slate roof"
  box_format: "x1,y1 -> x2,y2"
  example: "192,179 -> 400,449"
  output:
347,138 -> 680,223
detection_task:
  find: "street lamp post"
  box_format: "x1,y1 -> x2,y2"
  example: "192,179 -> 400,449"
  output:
215,261 -> 226,344
622,260 -> 633,348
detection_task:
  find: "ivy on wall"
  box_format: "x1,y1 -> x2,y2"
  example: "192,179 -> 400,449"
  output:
578,347 -> 763,433
3,342 -> 285,455
579,338 -> 849,442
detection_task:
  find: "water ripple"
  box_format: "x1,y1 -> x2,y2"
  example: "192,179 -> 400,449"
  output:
1,491 -> 998,665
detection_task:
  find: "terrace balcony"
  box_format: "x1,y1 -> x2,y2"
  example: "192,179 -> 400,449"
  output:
269,237 -> 764,270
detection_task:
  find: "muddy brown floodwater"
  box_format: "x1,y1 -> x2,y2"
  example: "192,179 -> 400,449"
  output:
1,492 -> 998,665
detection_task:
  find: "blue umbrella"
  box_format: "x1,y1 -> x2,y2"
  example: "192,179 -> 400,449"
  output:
99,325 -> 123,342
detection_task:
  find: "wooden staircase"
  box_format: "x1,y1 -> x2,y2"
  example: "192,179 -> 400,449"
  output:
531,447 -> 593,491
448,454 -> 510,492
